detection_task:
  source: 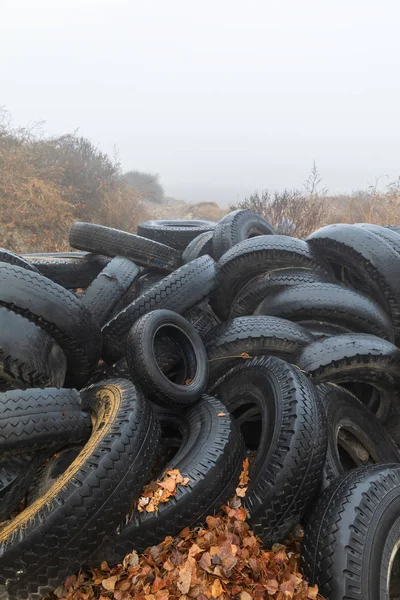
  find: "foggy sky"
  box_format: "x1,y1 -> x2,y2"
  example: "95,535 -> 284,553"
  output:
2,0 -> 400,204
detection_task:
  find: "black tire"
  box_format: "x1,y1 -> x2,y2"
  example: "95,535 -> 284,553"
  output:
0,250 -> 39,273
182,231 -> 214,263
135,270 -> 165,295
70,222 -> 181,272
183,300 -> 221,339
0,453 -> 45,522
0,263 -> 101,388
0,307 -> 67,390
229,267 -> 332,318
92,395 -> 245,562
307,224 -> 400,335
0,388 -> 91,453
297,320 -> 352,339
137,219 -> 216,250
296,333 -> 400,422
211,235 -> 331,320
81,256 -> 140,326
385,225 -> 400,234
102,256 -> 219,364
127,310 -> 208,408
0,379 -> 160,600
211,355 -> 327,546
301,464 -> 400,600
212,209 -> 276,260
255,282 -> 393,341
22,252 -> 110,289
206,316 -> 315,384
317,383 -> 400,490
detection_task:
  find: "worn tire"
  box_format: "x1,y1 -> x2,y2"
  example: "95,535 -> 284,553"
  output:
317,383 -> 400,490
0,388 -> 91,453
230,267 -> 332,317
298,321 -> 352,339
211,235 -> 331,319
0,250 -> 39,273
70,222 -> 181,272
0,307 -> 67,391
127,310 -> 208,407
255,282 -> 393,341
206,316 -> 315,384
0,379 -> 160,600
102,256 -> 219,364
212,209 -> 276,260
82,256 -> 140,326
302,464 -> 400,600
307,224 -> 400,335
0,453 -> 46,522
296,333 -> 400,422
137,219 -> 216,250
211,355 -> 327,545
0,263 -> 101,388
23,252 -> 110,289
182,231 -> 214,262
183,300 -> 221,339
93,395 -> 245,562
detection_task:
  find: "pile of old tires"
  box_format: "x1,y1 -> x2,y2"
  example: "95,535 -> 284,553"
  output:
1,212 -> 400,599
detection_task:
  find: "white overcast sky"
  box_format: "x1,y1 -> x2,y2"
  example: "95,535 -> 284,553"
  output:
1,0 -> 400,204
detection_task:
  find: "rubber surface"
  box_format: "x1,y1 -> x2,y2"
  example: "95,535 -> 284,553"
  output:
70,222 -> 181,272
23,252 -> 110,289
137,219 -> 216,250
211,235 -> 331,319
255,281 -> 393,341
302,464 -> 400,600
0,250 -> 39,273
182,231 -> 214,263
0,307 -> 67,391
183,300 -> 221,339
212,209 -> 276,260
82,256 -> 140,326
102,256 -> 219,364
229,267 -> 332,317
0,388 -> 91,453
93,395 -> 245,562
317,383 -> 400,490
127,310 -> 209,407
0,263 -> 101,388
307,224 -> 400,336
296,333 -> 400,423
211,355 -> 327,545
0,379 -> 160,600
206,316 -> 315,384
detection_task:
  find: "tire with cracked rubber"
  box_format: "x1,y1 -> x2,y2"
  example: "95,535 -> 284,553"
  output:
296,333 -> 400,424
127,309 -> 208,407
0,263 -> 101,388
211,235 -> 331,319
0,379 -> 160,600
81,256 -> 140,326
92,395 -> 245,563
316,383 -> 400,490
307,224 -> 400,336
212,209 -> 276,260
211,355 -> 327,546
102,256 -> 218,364
0,307 -> 67,390
255,282 -> 393,341
229,267 -> 332,318
70,222 -> 181,272
206,316 -> 315,384
302,464 -> 400,600
137,219 -> 216,250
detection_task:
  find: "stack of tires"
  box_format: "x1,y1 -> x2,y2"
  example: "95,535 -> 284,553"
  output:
1,213 -> 400,599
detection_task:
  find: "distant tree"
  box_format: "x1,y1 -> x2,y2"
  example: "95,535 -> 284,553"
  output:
123,170 -> 165,204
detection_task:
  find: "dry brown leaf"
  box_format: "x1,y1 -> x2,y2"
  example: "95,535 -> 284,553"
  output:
101,575 -> 118,592
211,578 -> 223,598
307,585 -> 319,599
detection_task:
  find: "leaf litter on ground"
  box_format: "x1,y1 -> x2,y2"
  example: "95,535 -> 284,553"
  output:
46,459 -> 324,600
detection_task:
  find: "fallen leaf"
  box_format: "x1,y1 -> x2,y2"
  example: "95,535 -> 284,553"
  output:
211,579 -> 223,598
101,575 -> 118,592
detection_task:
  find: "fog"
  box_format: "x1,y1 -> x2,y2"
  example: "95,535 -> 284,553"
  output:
2,0 -> 399,204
